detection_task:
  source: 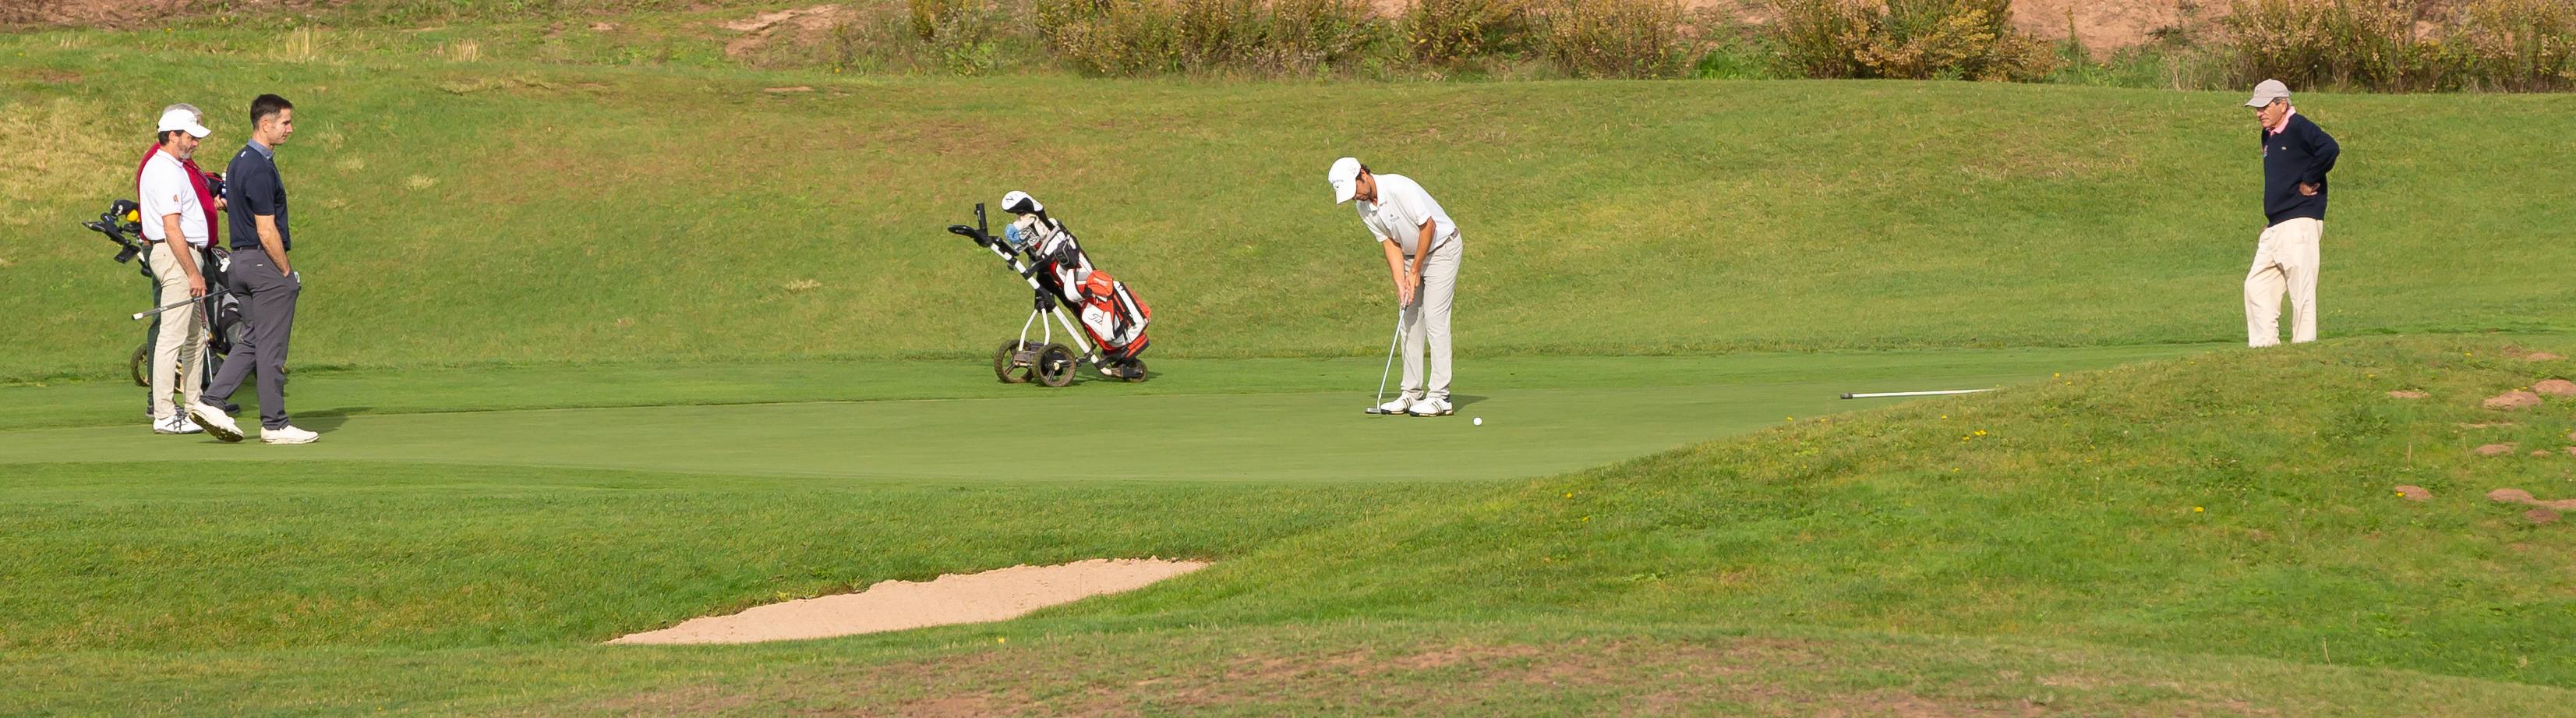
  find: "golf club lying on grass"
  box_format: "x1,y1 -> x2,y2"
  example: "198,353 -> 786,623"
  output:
1839,388 -> 1996,399
1362,310 -> 1401,414
130,291 -> 229,321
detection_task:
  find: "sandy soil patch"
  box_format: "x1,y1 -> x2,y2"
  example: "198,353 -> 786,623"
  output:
2388,390 -> 2430,399
609,558 -> 1206,645
2533,380 -> 2576,397
716,4 -> 858,59
2476,444 -> 2518,457
2485,391 -> 2542,410
2394,485 -> 2431,501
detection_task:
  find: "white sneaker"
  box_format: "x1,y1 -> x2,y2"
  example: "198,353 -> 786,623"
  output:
1375,396 -> 1415,414
1408,398 -> 1454,416
152,415 -> 205,434
186,401 -> 245,443
260,425 -> 320,445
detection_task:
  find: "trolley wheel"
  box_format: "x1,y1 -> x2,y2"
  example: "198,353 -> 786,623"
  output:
129,341 -> 151,387
1034,344 -> 1078,387
992,340 -> 1037,384
1122,358 -> 1147,381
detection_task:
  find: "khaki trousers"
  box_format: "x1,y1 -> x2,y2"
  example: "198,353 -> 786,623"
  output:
147,245 -> 207,419
2244,218 -> 2322,348
1399,236 -> 1463,401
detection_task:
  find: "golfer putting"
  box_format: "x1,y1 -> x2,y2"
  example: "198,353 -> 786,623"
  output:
1331,157 -> 1463,417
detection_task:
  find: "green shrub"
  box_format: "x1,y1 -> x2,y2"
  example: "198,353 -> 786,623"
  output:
2453,0 -> 2576,90
1765,0 -> 1871,77
1535,0 -> 1689,78
1404,0 -> 1538,65
2220,0 -> 2443,90
1037,0 -> 1380,75
1761,0 -> 2058,81
2221,0 -> 2576,92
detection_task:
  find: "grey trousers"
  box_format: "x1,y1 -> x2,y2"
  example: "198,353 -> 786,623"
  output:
207,248 -> 299,430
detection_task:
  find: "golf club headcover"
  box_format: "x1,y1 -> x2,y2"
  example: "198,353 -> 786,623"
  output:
1001,190 -> 1043,216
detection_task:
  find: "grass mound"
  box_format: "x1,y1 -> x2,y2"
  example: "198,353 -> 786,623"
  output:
1115,335 -> 2576,686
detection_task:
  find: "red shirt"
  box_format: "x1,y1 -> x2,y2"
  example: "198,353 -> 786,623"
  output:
133,144 -> 221,248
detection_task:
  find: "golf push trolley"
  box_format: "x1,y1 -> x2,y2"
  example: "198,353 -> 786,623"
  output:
945,195 -> 1151,387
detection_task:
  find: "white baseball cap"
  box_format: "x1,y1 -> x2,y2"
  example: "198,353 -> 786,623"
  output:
156,107 -> 210,138
1327,157 -> 1362,204
2245,79 -> 2291,108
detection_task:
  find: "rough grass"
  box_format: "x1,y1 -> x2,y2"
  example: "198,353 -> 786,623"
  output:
5,37 -> 2574,382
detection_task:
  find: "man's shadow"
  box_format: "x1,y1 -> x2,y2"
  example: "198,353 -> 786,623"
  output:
292,406 -> 372,433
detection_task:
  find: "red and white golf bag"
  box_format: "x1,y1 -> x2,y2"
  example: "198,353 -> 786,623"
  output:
1000,190 -> 1151,361
1077,270 -> 1150,359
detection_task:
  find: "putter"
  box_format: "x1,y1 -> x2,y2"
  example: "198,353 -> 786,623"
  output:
1362,310 -> 1402,414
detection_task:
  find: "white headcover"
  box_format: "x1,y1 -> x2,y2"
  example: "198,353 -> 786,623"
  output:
1001,190 -> 1043,215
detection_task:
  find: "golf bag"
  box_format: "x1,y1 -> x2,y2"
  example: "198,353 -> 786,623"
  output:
945,192 -> 1153,387
999,193 -> 1151,361
83,199 -> 242,393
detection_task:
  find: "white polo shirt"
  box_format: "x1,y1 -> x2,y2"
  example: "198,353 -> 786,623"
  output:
137,150 -> 208,248
1355,173 -> 1457,256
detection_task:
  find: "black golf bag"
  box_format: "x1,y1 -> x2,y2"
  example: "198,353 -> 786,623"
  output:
84,200 -> 241,396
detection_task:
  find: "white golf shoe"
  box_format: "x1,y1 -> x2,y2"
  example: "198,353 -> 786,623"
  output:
1375,396 -> 1415,415
152,415 -> 206,434
260,425 -> 320,445
1408,398 -> 1454,416
186,401 -> 245,443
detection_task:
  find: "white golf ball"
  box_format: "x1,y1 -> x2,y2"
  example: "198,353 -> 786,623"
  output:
1473,417 -> 1482,426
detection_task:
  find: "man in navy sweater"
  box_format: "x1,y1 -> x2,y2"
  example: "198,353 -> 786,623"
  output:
2242,79 -> 2339,348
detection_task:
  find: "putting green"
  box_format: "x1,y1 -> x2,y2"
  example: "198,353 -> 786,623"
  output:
0,346 -> 2207,482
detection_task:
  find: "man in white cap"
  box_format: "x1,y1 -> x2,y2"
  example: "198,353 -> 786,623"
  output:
1330,157 -> 1464,417
137,105 -> 246,441
2242,79 -> 2339,348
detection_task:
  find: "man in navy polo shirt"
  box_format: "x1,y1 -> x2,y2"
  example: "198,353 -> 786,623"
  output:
207,94 -> 317,445
2242,80 -> 2339,348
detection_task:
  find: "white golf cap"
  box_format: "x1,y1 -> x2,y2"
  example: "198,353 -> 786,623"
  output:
2245,79 -> 2291,108
155,107 -> 210,138
1327,157 -> 1362,204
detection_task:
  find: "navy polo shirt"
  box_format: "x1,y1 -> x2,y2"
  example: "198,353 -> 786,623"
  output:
224,140 -> 291,252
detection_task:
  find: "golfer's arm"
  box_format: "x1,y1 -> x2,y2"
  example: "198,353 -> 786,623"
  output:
160,214 -> 203,282
2303,126 -> 2339,185
1381,239 -> 1407,288
254,214 -> 292,275
1409,220 -> 1434,277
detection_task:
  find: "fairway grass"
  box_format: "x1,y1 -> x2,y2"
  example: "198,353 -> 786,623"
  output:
10,337 -> 2576,714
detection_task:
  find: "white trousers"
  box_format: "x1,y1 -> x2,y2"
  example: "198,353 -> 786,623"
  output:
2245,218 -> 2322,348
147,245 -> 207,419
1399,237 -> 1463,401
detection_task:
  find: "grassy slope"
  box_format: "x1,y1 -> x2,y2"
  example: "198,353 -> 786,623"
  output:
6,29 -> 2575,382
9,337 -> 2576,715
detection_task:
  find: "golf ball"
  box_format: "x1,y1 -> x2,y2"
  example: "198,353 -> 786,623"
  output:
1473,417 -> 1482,426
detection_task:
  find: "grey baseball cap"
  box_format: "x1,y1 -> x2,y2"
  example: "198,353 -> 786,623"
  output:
2245,79 -> 2291,108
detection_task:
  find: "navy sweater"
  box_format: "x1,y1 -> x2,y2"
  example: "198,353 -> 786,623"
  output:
2260,112 -> 2339,225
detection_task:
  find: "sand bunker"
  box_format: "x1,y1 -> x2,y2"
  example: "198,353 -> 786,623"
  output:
609,558 -> 1206,645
